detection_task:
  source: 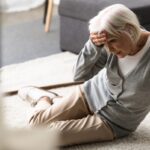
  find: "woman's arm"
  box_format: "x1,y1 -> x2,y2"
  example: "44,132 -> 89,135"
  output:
73,38 -> 108,81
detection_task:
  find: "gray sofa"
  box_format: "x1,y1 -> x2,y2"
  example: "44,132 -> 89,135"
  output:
58,0 -> 150,54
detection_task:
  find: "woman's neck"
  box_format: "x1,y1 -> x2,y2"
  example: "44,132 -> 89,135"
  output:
132,31 -> 150,55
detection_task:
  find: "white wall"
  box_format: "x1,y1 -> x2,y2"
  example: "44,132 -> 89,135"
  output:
54,0 -> 60,5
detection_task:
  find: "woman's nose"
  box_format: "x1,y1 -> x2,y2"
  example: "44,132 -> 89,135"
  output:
109,48 -> 116,53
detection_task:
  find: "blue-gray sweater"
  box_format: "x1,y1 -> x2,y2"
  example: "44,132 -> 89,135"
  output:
73,39 -> 150,138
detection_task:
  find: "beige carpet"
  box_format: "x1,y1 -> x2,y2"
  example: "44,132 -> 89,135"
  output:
1,52 -> 77,93
1,52 -> 150,150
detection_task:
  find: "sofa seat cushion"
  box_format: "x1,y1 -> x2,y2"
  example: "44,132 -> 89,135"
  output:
59,0 -> 150,26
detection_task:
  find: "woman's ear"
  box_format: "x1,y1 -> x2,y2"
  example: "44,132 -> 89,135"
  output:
124,24 -> 136,41
125,24 -> 134,35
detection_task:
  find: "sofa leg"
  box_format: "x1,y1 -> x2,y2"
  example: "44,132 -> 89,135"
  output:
44,0 -> 54,32
43,0 -> 48,24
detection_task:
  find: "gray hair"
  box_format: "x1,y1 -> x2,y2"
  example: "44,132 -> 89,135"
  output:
89,4 -> 141,43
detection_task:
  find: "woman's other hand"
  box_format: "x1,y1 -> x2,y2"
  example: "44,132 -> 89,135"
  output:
90,32 -> 107,46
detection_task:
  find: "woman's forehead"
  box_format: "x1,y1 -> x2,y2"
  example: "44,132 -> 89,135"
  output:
106,31 -> 125,41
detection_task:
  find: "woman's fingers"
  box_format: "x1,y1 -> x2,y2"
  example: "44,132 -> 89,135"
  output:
92,37 -> 106,43
90,32 -> 107,46
90,32 -> 105,38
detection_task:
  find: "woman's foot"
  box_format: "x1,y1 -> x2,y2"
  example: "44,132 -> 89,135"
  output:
39,96 -> 52,105
18,86 -> 59,106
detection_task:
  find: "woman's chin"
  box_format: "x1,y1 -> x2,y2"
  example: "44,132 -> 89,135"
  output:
116,53 -> 126,58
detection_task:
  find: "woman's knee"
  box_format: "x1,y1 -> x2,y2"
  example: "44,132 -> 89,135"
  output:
28,110 -> 45,127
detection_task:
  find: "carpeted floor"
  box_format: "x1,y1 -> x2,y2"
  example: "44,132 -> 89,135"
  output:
1,52 -> 150,150
1,52 -> 77,93
1,5 -> 61,67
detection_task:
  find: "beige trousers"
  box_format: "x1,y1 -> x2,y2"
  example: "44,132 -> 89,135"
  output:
29,86 -> 115,146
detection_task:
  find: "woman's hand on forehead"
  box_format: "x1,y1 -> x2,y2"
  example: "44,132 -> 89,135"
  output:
90,31 -> 107,47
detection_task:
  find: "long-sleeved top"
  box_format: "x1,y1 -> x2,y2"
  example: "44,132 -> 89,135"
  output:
73,39 -> 150,138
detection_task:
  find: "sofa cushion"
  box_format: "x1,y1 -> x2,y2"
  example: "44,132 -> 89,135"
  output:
59,0 -> 150,26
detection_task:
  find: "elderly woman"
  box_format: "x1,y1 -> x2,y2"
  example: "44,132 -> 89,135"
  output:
18,4 -> 150,146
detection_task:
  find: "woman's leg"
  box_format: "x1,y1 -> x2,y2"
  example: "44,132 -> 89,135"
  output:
19,85 -> 115,146
29,86 -> 93,126
48,114 -> 115,146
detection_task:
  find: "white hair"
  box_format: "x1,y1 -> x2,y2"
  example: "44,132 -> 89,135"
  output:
89,4 -> 141,43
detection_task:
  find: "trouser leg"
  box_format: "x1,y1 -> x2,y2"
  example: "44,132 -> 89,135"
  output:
48,114 -> 114,146
29,86 -> 92,126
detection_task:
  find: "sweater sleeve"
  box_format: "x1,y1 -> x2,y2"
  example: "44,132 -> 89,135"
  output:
73,39 -> 108,81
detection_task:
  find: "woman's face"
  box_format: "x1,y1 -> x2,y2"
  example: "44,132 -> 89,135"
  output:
105,31 -> 136,58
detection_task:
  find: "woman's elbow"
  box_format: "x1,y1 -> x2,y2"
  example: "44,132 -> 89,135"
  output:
73,74 -> 82,81
73,74 -> 87,82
